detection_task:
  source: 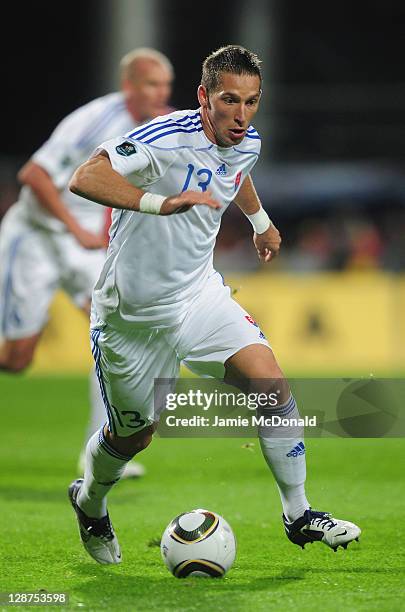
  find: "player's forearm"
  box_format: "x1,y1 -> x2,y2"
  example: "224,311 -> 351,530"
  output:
69,156 -> 145,211
233,174 -> 272,235
233,174 -> 261,215
18,161 -> 81,233
70,154 -> 221,216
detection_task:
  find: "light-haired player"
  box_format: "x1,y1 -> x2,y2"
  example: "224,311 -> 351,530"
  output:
0,48 -> 174,478
68,45 -> 361,564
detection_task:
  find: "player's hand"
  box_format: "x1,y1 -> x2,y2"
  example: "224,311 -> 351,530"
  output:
160,190 -> 221,215
253,224 -> 281,262
71,226 -> 108,250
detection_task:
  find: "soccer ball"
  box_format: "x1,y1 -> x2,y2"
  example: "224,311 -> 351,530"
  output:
160,508 -> 236,578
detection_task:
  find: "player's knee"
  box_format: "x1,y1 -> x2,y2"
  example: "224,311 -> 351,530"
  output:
108,425 -> 154,457
263,376 -> 290,399
129,429 -> 153,454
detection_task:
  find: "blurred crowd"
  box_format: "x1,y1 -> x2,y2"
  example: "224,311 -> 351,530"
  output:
215,199 -> 405,274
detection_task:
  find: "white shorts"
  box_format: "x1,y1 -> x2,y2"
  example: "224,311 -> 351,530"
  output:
90,272 -> 270,436
0,204 -> 106,339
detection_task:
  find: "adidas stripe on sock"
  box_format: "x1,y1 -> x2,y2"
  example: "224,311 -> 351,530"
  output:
259,394 -> 310,522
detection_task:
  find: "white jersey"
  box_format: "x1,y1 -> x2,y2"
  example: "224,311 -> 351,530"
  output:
92,108 -> 261,328
14,92 -> 138,233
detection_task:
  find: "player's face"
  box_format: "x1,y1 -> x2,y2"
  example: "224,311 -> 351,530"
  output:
198,72 -> 261,147
123,60 -> 173,122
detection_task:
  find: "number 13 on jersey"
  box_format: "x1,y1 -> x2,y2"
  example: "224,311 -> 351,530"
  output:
181,164 -> 212,192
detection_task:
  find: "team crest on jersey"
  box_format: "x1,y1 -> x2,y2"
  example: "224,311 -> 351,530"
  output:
116,141 -> 137,156
61,155 -> 72,167
234,170 -> 242,191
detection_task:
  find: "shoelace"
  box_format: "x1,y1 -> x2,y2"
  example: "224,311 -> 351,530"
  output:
87,516 -> 114,541
310,515 -> 337,531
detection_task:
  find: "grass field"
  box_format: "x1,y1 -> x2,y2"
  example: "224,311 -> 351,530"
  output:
0,375 -> 404,611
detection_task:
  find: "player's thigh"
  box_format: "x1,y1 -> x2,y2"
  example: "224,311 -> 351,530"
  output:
91,319 -> 180,437
0,216 -> 59,341
180,272 -> 272,379
58,236 -> 106,310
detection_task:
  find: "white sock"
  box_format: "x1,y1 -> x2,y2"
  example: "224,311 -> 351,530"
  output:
259,395 -> 310,522
77,428 -> 132,518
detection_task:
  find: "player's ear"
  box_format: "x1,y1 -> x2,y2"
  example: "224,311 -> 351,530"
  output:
197,85 -> 209,108
121,77 -> 134,96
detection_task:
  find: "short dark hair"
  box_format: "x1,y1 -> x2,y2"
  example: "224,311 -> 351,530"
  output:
201,45 -> 262,94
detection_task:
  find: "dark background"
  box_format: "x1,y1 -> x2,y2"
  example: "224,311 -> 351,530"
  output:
2,1 -> 106,156
2,0 -> 405,272
4,0 -> 405,160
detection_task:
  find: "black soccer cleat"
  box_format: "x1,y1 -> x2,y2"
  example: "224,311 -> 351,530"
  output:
68,478 -> 122,564
283,508 -> 361,551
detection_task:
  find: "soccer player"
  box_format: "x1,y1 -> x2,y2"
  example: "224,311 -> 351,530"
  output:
68,45 -> 361,564
0,48 -> 174,478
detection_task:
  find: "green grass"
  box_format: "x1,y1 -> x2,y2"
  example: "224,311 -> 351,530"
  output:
0,375 -> 404,611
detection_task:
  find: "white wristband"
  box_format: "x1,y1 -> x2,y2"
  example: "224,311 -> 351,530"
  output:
246,207 -> 272,234
139,192 -> 166,215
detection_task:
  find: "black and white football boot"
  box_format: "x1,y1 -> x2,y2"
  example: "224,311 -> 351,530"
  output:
68,478 -> 122,564
283,508 -> 361,552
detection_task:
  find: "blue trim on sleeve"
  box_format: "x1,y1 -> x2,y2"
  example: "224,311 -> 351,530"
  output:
128,117 -> 173,139
143,125 -> 203,144
136,119 -> 201,143
128,111 -> 201,140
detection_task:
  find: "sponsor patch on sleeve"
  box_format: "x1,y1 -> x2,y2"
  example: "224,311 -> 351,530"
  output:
115,141 -> 137,156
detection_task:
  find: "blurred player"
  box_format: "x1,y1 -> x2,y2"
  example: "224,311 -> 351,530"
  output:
68,45 -> 361,564
0,48 -> 174,478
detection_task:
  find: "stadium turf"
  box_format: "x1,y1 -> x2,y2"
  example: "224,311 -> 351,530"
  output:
0,375 -> 404,611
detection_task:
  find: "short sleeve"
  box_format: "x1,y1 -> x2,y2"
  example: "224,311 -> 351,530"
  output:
96,136 -> 151,176
97,135 -> 174,183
